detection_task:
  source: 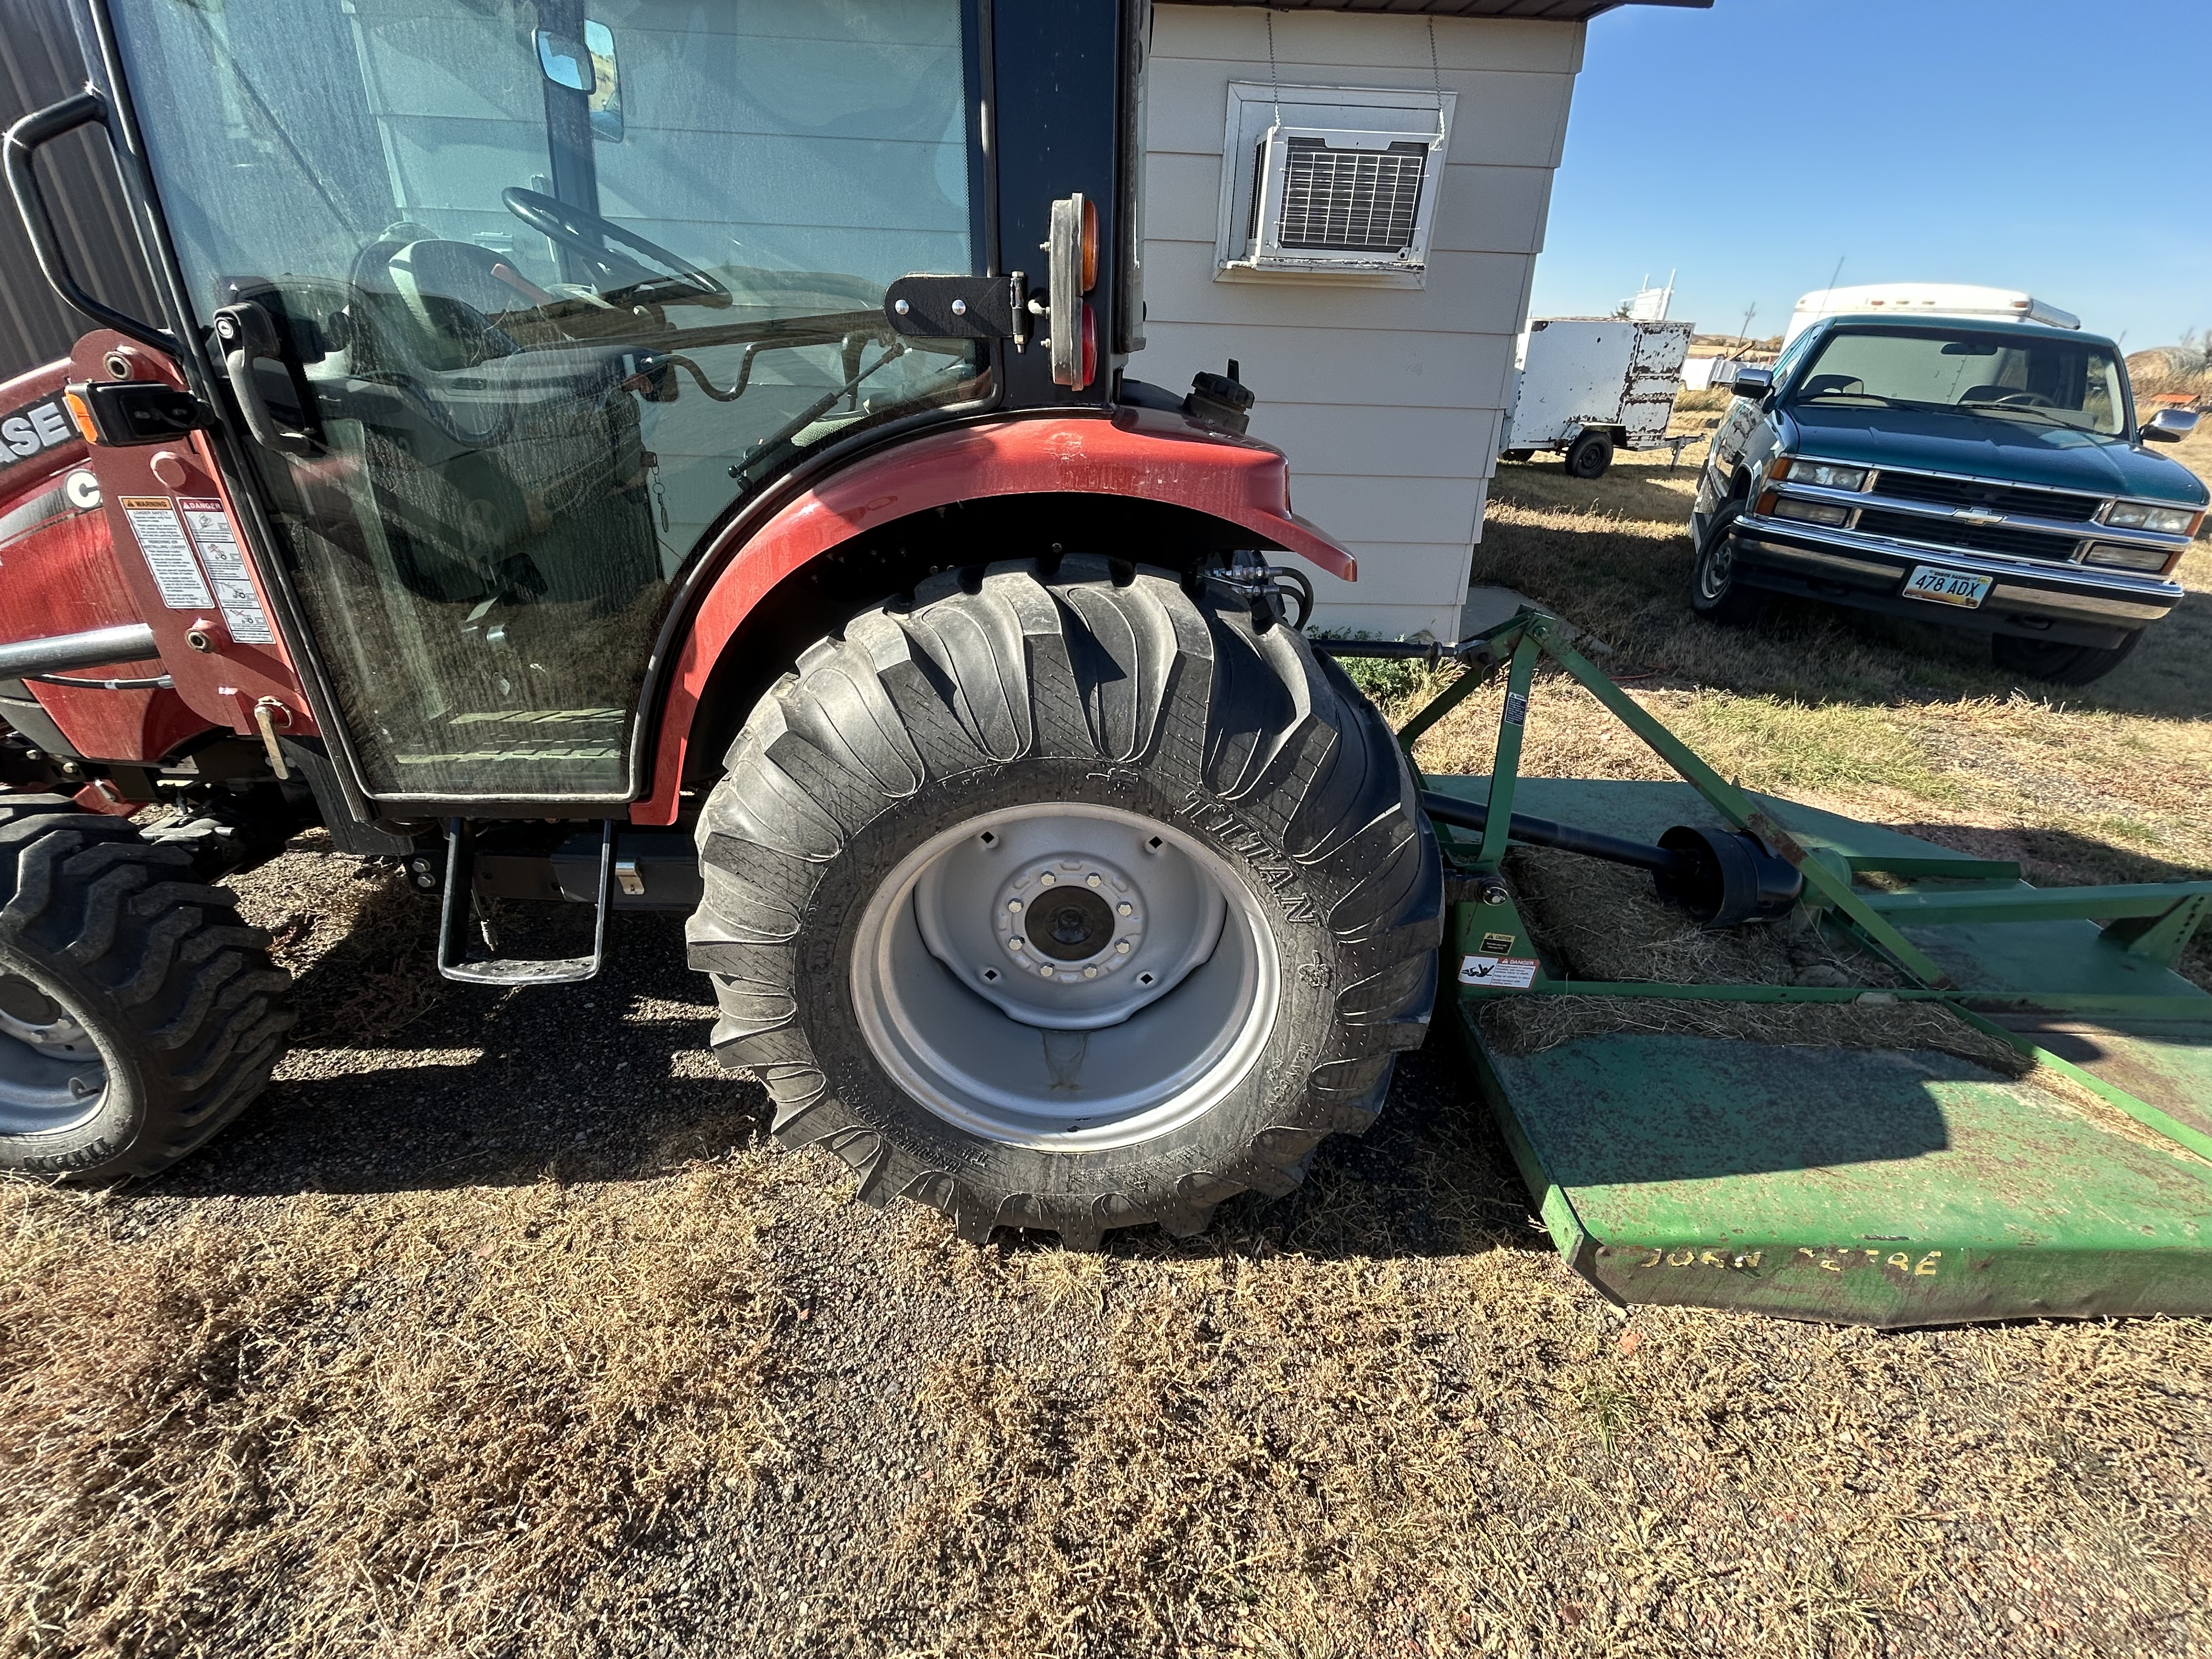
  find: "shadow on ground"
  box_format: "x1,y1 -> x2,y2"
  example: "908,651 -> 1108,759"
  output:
150,877 -> 1550,1265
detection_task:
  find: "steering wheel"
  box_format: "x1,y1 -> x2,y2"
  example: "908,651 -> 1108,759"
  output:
501,187 -> 730,309
1990,391 -> 2055,408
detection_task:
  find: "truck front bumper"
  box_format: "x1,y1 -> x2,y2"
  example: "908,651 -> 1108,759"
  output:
1729,517 -> 2183,648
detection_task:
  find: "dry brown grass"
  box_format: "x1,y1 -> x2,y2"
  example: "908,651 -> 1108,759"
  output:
0,1160 -> 791,1657
861,1242 -> 2212,1659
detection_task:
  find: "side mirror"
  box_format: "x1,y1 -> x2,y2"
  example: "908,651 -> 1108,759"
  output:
1729,367 -> 1774,400
2141,407 -> 2199,444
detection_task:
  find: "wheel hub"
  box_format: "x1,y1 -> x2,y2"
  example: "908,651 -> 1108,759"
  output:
0,970 -> 109,1136
915,809 -> 1227,1032
999,853 -> 1143,977
857,803 -> 1278,1147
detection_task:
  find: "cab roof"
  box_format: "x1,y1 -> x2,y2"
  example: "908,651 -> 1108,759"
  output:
1172,1 -> 1710,18
1805,312 -> 2120,352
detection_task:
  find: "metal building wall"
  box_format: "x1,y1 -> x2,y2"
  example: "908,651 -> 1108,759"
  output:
0,0 -> 162,382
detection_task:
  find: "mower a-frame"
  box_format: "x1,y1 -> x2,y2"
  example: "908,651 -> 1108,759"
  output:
1334,611 -> 2212,1327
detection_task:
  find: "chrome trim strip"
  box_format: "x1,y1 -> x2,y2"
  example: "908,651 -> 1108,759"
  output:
1736,516 -> 2185,600
1986,584 -> 2171,621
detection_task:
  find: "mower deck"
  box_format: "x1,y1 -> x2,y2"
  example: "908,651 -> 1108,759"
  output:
1434,775 -> 2212,1327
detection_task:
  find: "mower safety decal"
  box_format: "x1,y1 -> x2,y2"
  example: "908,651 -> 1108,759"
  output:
0,395 -> 75,471
1459,954 -> 1539,988
177,497 -> 275,644
119,495 -> 215,610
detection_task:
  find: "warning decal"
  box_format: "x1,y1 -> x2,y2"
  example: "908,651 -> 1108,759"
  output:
120,495 -> 213,610
1458,955 -> 1540,989
177,498 -> 275,644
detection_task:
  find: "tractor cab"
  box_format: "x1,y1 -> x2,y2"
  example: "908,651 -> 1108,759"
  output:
54,0 -> 1139,805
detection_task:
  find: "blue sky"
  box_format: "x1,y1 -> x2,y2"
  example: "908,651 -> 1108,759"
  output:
1528,0 -> 2210,349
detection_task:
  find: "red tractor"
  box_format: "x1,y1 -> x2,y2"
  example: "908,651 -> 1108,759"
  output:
0,0 -> 1439,1245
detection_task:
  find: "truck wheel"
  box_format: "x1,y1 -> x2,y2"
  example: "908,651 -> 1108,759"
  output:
1690,501 -> 1765,625
1991,631 -> 2141,686
1564,430 -> 1614,479
0,796 -> 294,1181
689,557 -> 1442,1247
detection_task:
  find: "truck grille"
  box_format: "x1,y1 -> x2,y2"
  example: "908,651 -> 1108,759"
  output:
1870,470 -> 2102,523
1855,507 -> 2082,563
1275,138 -> 1427,252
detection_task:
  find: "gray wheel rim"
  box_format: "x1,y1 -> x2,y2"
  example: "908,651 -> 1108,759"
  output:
851,803 -> 1279,1149
1697,517 -> 1737,600
0,965 -> 109,1136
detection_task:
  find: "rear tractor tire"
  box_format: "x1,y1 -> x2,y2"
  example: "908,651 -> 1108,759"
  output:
0,795 -> 294,1181
689,557 -> 1443,1248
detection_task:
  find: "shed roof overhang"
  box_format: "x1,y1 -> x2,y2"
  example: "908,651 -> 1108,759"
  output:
1167,1 -> 1709,19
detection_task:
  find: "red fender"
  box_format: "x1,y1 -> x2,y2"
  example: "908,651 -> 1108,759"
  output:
631,406 -> 1355,824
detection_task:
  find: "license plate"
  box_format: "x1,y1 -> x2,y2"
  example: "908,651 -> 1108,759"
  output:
1901,566 -> 1991,608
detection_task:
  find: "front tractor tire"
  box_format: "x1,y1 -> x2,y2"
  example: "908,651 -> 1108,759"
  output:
688,557 -> 1443,1247
0,796 -> 294,1182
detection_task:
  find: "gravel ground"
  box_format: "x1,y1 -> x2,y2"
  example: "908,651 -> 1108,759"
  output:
3,833 -> 2207,1659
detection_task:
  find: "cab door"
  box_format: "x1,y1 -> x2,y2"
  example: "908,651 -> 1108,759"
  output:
101,0 -> 986,803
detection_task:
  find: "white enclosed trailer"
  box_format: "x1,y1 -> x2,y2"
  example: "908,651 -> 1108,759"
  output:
1499,316 -> 1694,478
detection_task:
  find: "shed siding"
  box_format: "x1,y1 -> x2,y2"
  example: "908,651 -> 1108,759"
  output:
1142,4 -> 1582,638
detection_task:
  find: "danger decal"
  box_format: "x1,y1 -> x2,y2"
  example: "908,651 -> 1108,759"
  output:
177,497 -> 275,644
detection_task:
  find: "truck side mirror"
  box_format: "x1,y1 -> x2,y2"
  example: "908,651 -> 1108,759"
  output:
2141,407 -> 2199,444
1728,367 -> 1774,400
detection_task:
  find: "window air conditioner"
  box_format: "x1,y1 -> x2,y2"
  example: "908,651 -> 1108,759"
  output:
1237,124 -> 1445,276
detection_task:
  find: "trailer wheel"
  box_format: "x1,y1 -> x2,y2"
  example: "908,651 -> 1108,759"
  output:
0,796 -> 294,1182
689,557 -> 1442,1246
1991,630 -> 2141,686
1690,501 -> 1765,625
1564,430 -> 1614,479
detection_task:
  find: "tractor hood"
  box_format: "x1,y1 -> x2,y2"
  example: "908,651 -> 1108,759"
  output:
1783,403 -> 2208,507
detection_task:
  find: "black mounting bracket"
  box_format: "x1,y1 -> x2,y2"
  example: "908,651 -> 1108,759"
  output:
883,271 -> 1029,347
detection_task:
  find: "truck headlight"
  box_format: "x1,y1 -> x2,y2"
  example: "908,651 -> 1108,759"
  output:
1773,498 -> 1852,527
1785,460 -> 1869,491
2083,543 -> 2174,572
2103,501 -> 2199,534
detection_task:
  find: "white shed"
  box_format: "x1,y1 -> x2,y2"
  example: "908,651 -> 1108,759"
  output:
1139,0 -> 1705,640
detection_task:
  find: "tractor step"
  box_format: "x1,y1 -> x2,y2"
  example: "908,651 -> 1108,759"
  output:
436,817 -> 613,985
1436,775 -> 2212,1328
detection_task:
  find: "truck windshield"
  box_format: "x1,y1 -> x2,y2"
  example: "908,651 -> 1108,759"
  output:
106,0 -> 980,801
1793,328 -> 2126,437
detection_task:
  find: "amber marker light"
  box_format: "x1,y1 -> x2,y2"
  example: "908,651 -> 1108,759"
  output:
1081,197 -> 1098,292
63,387 -> 100,445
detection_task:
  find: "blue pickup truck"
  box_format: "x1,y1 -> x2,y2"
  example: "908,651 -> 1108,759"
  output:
1689,314 -> 2205,683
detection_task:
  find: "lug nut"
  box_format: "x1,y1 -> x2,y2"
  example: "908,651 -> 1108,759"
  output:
1116,940 -> 1131,954
1007,899 -> 1023,912
1039,872 -> 1056,886
1117,902 -> 1133,916
1086,873 -> 1101,887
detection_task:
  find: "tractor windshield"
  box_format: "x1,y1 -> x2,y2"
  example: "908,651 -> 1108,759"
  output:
108,0 -> 982,800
